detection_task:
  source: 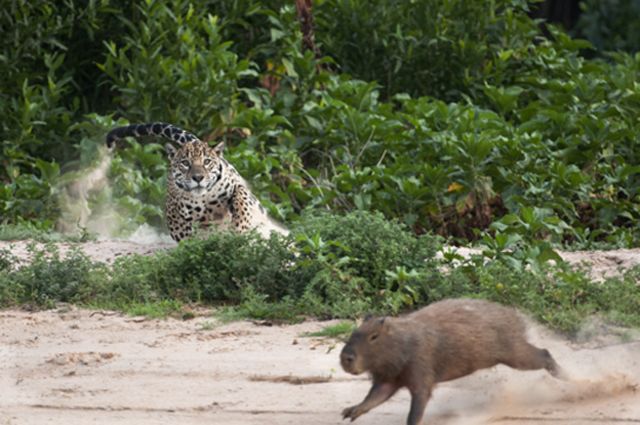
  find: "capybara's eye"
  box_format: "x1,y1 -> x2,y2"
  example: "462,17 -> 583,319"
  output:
369,333 -> 379,342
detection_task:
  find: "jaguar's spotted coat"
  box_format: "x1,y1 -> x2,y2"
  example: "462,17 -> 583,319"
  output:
106,122 -> 288,241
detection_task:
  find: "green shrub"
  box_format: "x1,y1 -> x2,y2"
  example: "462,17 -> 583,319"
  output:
101,211 -> 442,317
0,0 -> 131,169
575,0 -> 640,53
2,0 -> 640,248
304,321 -> 355,339
1,212 -> 639,335
292,210 -> 441,306
312,0 -> 537,100
117,230 -> 299,303
99,0 -> 255,133
0,244 -> 108,307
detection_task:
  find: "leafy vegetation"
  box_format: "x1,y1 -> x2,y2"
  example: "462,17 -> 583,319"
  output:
2,0 -> 640,248
303,322 -> 355,339
575,0 -> 640,54
1,1 -> 640,332
1,212 -> 640,335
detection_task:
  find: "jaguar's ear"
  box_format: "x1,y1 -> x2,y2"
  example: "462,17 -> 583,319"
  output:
213,141 -> 225,157
165,143 -> 177,160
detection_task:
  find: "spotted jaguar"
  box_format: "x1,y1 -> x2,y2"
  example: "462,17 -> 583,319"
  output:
106,122 -> 288,241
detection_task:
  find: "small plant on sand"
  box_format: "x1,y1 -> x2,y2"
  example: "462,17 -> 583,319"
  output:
304,321 -> 355,339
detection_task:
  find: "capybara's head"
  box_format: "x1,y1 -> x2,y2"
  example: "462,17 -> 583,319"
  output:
340,316 -> 391,375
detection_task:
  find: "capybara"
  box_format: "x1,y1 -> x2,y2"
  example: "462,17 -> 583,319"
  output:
340,298 -> 564,424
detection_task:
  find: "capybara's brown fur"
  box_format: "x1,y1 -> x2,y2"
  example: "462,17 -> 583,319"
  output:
340,298 -> 564,425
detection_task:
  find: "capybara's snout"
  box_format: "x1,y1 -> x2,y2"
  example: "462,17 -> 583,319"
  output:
340,345 -> 359,374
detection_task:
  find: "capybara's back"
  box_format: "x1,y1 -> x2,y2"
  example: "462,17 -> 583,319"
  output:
410,298 -> 559,382
411,298 -> 525,333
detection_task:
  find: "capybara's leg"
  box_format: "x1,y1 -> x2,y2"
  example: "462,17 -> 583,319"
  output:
504,343 -> 565,378
538,348 -> 568,379
406,386 -> 433,425
342,381 -> 399,422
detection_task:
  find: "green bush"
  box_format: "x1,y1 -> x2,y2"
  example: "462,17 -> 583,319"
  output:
0,244 -> 107,307
99,0 -> 255,133
0,1 -> 130,169
575,0 -> 640,53
0,212 -> 441,316
2,0 -> 640,248
292,210 -> 440,299
312,0 -> 538,100
99,211 -> 441,317
113,230 -> 299,303
0,1 -> 116,223
0,249 -> 15,272
2,212 -> 639,335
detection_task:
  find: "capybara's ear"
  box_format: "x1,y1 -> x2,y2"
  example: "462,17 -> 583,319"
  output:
363,314 -> 374,322
378,317 -> 390,332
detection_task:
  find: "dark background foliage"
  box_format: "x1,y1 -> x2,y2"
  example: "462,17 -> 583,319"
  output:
1,0 -> 639,247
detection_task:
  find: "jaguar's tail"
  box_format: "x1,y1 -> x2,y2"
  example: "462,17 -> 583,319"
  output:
106,122 -> 200,148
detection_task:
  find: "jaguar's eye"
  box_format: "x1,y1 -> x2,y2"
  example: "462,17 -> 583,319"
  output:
181,160 -> 190,167
203,158 -> 212,166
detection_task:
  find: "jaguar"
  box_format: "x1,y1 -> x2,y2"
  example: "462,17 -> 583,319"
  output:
106,122 -> 288,241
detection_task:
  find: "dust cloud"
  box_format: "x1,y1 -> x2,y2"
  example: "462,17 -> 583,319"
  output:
438,322 -> 640,425
404,316 -> 638,425
55,147 -> 171,244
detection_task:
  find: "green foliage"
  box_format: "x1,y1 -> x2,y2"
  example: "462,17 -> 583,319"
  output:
110,230 -> 299,304
0,0 -> 118,225
0,244 -> 108,307
220,288 -> 304,323
0,159 -> 61,226
2,0 -> 640,248
313,0 -> 537,100
575,0 -> 640,53
99,0 -> 255,132
304,321 -> 355,339
294,211 -> 440,286
1,0 -> 126,170
95,211 -> 441,318
0,249 -> 15,273
0,223 -> 93,243
1,212 -> 639,335
466,261 -> 640,334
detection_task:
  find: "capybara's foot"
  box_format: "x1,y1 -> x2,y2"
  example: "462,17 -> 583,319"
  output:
549,363 -> 570,380
541,349 -> 569,380
342,405 -> 363,422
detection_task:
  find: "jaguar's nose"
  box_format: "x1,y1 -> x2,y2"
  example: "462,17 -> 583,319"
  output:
192,174 -> 204,183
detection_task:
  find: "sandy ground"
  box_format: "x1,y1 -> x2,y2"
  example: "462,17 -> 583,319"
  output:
0,308 -> 639,425
0,239 -> 176,266
1,239 -> 640,424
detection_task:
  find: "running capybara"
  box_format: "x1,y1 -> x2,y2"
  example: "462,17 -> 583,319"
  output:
340,298 -> 564,424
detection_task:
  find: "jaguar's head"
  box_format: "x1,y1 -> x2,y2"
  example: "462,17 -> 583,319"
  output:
166,141 -> 225,194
